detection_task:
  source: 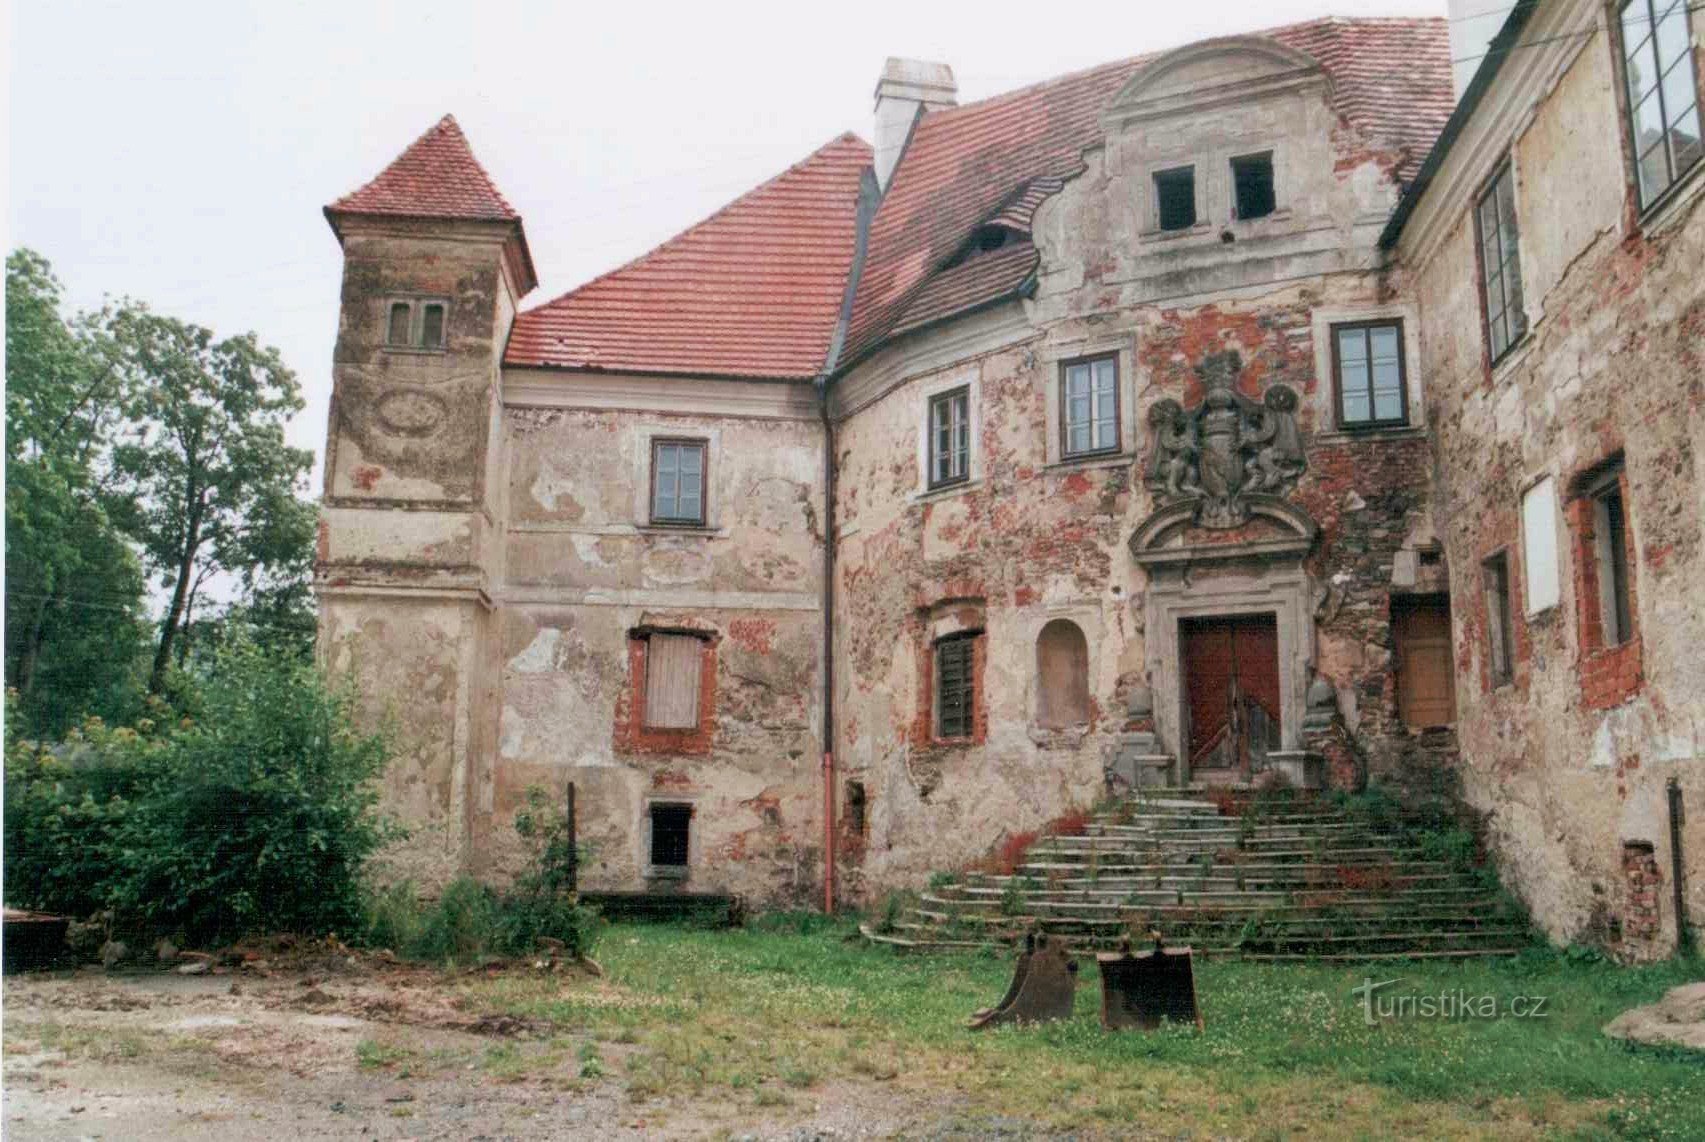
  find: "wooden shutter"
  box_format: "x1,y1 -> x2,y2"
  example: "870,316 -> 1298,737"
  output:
644,634 -> 703,729
936,635 -> 975,738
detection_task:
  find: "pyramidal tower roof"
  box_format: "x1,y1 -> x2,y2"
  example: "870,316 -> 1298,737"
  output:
326,114 -> 535,291
327,114 -> 519,222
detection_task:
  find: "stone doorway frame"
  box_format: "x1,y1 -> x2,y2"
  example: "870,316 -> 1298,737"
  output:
1129,495 -> 1318,781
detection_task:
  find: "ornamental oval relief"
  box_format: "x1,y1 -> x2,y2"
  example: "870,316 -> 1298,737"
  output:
375,388 -> 449,438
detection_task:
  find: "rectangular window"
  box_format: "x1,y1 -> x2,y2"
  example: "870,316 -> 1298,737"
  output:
1592,476 -> 1635,646
1475,164 -> 1527,363
928,386 -> 970,489
935,633 -> 976,739
1231,152 -> 1276,220
1331,320 -> 1408,428
649,803 -> 691,868
1061,354 -> 1120,458
643,632 -> 704,729
385,298 -> 449,350
387,301 -> 412,346
1155,166 -> 1197,231
1622,0 -> 1703,207
1521,476 -> 1561,614
419,302 -> 445,349
650,439 -> 707,525
1482,553 -> 1516,686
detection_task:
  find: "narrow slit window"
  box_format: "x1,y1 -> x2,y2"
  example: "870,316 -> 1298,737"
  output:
1154,166 -> 1196,231
1475,164 -> 1527,363
643,632 -> 704,729
1061,354 -> 1120,458
1231,153 -> 1275,220
928,387 -> 970,489
649,803 -> 691,868
651,439 -> 707,525
1332,320 -> 1408,428
1621,0 -> 1703,207
935,633 -> 977,739
1483,553 -> 1515,686
1592,477 -> 1635,646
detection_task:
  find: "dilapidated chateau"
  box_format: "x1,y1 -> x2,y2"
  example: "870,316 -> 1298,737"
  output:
319,0 -> 1704,957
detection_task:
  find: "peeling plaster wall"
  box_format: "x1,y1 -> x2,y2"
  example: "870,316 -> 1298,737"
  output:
831,60 -> 1444,899
484,403 -> 827,904
1407,24 -> 1705,956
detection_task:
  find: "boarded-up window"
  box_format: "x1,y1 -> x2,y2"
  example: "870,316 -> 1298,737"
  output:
936,633 -> 976,739
1036,619 -> 1091,729
644,633 -> 703,729
1521,476 -> 1561,613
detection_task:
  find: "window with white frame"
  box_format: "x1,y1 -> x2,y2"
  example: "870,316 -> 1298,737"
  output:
385,298 -> 448,350
1475,164 -> 1526,364
1060,354 -> 1120,458
1521,476 -> 1561,614
650,439 -> 707,526
928,386 -> 970,489
1621,0 -> 1703,208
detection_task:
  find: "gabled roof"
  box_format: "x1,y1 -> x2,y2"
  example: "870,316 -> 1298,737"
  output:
841,16 -> 1452,367
328,114 -> 520,223
505,134 -> 871,381
326,114 -> 538,293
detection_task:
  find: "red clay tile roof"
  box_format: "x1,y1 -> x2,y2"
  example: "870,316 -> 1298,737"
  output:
328,114 -> 521,223
505,134 -> 872,380
841,16 -> 1451,366
499,17 -> 1449,381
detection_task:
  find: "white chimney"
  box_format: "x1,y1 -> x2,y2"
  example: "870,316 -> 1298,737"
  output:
1447,0 -> 1511,99
873,57 -> 956,190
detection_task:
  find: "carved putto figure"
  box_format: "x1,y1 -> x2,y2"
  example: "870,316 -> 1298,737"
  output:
1141,350 -> 1307,528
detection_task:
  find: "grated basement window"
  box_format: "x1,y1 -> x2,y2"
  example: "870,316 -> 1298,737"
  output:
650,804 -> 691,868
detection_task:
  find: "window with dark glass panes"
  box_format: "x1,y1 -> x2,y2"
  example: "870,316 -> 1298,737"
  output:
419,302 -> 445,349
1062,355 -> 1119,457
928,386 -> 969,488
649,803 -> 691,868
1332,320 -> 1408,428
1622,0 -> 1703,207
387,302 -> 412,346
651,439 -> 706,525
935,633 -> 976,739
1475,165 -> 1526,363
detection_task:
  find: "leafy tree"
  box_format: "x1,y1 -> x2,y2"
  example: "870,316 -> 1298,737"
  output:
4,250 -> 148,734
100,306 -> 315,692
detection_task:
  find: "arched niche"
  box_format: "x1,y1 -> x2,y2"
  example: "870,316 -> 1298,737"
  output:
1035,618 -> 1091,729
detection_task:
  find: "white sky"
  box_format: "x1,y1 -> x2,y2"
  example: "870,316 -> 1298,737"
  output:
9,0 -> 1456,488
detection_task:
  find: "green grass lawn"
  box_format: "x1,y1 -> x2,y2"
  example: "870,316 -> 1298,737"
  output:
464,918 -> 1703,1138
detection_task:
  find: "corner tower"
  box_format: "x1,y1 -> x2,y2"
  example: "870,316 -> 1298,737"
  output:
319,115 -> 536,885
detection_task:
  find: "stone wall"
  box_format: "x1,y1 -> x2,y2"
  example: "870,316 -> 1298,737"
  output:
1404,18 -> 1705,956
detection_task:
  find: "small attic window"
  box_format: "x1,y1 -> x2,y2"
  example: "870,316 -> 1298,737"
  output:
1232,153 -> 1275,220
1155,166 -> 1196,231
944,224 -> 1018,269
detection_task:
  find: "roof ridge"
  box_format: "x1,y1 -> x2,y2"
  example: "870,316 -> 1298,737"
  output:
521,132 -> 871,315
929,13 -> 1443,122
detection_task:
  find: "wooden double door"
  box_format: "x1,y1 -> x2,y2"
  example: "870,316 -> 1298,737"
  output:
1181,613 -> 1281,784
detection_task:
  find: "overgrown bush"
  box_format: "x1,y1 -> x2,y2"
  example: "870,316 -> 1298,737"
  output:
3,643 -> 391,945
363,786 -> 600,964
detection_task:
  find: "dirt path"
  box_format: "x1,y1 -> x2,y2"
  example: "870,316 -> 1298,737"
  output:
2,961 -> 1046,1140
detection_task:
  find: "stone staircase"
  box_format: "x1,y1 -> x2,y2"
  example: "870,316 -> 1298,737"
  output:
865,789 -> 1533,961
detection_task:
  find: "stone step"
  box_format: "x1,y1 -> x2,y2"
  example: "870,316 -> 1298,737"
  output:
917,894 -> 1512,918
894,919 -> 1525,946
911,909 -> 1519,932
923,886 -> 1498,910
1002,858 -> 1456,875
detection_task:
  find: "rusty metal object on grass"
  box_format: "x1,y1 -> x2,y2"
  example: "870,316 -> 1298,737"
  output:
1097,933 -> 1203,1031
968,931 -> 1078,1029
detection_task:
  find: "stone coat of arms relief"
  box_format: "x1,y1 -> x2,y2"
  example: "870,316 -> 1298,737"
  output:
1144,349 -> 1307,529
